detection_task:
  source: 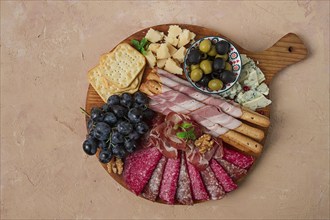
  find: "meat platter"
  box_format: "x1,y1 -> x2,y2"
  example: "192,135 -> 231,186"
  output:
83,24 -> 308,205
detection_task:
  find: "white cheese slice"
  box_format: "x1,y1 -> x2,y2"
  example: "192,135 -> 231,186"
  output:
256,67 -> 266,83
172,46 -> 186,63
157,58 -> 167,68
243,69 -> 259,89
144,50 -> 156,68
164,58 -> 183,75
165,36 -> 179,47
156,43 -> 171,59
148,43 -> 160,53
177,29 -> 191,48
242,95 -> 272,110
167,43 -> 178,56
256,83 -> 269,95
145,28 -> 164,43
168,25 -> 182,38
189,31 -> 196,41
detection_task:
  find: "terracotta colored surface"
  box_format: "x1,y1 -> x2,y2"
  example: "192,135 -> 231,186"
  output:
1,1 -> 329,219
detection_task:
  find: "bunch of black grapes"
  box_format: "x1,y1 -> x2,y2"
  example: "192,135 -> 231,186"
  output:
82,92 -> 154,163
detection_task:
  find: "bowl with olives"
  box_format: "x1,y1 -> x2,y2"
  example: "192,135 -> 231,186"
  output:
184,36 -> 242,94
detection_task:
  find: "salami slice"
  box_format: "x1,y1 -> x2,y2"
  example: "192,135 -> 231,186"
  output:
223,146 -> 254,169
142,156 -> 167,201
216,158 -> 247,181
176,152 -> 193,205
159,153 -> 181,204
187,162 -> 209,201
123,147 -> 162,195
200,166 -> 225,200
210,159 -> 237,192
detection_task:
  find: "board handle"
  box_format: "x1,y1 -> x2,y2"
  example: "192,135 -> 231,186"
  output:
245,33 -> 308,83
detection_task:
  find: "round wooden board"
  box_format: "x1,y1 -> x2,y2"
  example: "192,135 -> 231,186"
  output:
85,24 -> 308,204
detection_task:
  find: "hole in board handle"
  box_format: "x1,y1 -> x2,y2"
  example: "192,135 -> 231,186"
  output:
288,46 -> 293,53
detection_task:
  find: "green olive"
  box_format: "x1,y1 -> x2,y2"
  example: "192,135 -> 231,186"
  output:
215,53 -> 229,61
225,62 -> 232,71
208,79 -> 223,91
207,45 -> 217,56
199,60 -> 212,74
190,68 -> 203,82
190,64 -> 200,71
199,39 -> 212,53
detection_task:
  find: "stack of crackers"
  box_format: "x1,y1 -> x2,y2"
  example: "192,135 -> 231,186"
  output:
88,43 -> 146,102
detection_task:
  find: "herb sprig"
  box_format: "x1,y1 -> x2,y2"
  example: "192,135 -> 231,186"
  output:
131,37 -> 149,55
175,122 -> 196,141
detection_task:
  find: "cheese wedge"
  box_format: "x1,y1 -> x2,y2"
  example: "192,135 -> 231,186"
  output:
172,47 -> 186,63
164,58 -> 183,75
156,43 -> 171,59
145,28 -> 164,43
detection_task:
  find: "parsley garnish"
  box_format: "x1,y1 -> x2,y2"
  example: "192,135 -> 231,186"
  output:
131,37 -> 149,55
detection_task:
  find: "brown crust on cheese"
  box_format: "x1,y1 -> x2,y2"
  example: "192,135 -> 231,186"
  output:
240,107 -> 270,128
221,130 -> 263,155
234,123 -> 264,142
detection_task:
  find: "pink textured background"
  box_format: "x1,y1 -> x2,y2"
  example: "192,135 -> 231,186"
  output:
1,1 -> 329,219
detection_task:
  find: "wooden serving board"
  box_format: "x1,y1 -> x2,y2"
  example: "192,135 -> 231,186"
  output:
85,24 -> 308,204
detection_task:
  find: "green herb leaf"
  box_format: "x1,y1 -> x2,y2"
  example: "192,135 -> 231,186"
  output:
180,122 -> 192,129
140,37 -> 148,48
131,39 -> 141,50
141,47 -> 147,55
176,131 -> 188,139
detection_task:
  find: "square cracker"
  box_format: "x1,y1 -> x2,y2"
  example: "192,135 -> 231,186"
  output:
88,66 -> 144,102
100,43 -> 146,89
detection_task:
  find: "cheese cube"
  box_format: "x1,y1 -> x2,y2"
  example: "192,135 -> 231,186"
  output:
165,36 -> 179,47
167,43 -> 178,56
172,46 -> 186,63
189,31 -> 196,41
164,58 -> 183,75
178,29 -> 191,48
148,43 -> 160,53
145,28 -> 164,43
168,25 -> 182,38
157,58 -> 167,68
156,44 -> 171,59
256,67 -> 266,83
144,50 -> 156,67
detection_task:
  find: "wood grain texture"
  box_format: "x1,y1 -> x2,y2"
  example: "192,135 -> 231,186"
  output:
84,24 -> 308,205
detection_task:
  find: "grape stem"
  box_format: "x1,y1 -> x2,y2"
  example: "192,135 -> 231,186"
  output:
80,107 -> 90,117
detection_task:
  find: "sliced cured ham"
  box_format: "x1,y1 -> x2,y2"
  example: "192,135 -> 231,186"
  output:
223,146 -> 255,169
123,147 -> 162,195
159,154 -> 181,204
186,162 -> 209,201
200,166 -> 225,200
210,159 -> 237,192
157,68 -> 243,117
216,158 -> 247,181
176,152 -> 193,205
142,156 -> 167,201
150,82 -> 242,130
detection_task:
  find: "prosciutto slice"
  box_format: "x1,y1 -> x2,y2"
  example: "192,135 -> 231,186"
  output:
157,68 -> 242,117
152,83 -> 242,130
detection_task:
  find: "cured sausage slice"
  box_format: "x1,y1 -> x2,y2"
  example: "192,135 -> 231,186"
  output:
210,159 -> 237,192
223,146 -> 254,169
142,156 -> 167,201
159,153 -> 181,204
216,158 -> 247,181
123,147 -> 162,195
176,152 -> 193,205
186,162 -> 209,201
200,166 -> 225,200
